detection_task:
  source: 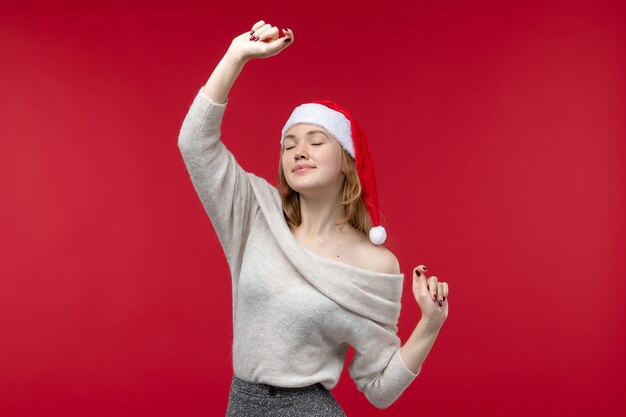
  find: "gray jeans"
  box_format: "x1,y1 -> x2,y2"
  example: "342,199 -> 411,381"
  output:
225,375 -> 347,416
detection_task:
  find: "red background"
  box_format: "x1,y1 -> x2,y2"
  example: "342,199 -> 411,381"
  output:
1,1 -> 625,416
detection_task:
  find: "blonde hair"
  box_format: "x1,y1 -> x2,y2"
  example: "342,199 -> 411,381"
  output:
277,146 -> 373,235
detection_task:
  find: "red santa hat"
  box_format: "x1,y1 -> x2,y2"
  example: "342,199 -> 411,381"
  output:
281,100 -> 387,246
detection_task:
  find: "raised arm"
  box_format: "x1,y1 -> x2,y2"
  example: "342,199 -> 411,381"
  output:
177,21 -> 294,273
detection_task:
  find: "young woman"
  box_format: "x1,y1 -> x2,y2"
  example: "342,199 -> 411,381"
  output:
178,20 -> 449,416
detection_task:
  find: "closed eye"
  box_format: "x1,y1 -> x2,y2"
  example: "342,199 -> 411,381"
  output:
285,143 -> 323,150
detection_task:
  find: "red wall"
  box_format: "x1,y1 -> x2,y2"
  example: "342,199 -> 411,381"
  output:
1,1 -> 625,416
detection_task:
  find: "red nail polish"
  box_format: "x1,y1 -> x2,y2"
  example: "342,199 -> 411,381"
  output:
284,38 -> 291,43
415,270 -> 421,277
250,30 -> 255,35
438,300 -> 443,307
254,36 -> 260,41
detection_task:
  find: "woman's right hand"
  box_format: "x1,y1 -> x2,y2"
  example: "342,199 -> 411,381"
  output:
228,20 -> 294,63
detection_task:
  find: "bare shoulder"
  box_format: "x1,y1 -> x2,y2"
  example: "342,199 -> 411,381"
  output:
373,245 -> 401,275
339,226 -> 401,274
357,240 -> 401,275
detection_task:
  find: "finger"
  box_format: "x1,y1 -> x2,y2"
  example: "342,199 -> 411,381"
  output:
437,282 -> 444,306
282,28 -> 294,45
283,28 -> 294,40
252,23 -> 272,38
428,276 -> 439,301
442,282 -> 449,300
250,20 -> 265,33
413,267 -> 428,291
258,26 -> 279,42
261,35 -> 294,56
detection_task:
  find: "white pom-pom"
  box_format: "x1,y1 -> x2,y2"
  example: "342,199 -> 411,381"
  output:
369,226 -> 387,245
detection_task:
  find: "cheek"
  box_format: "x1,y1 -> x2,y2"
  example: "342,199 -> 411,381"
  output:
315,151 -> 343,177
327,145 -> 343,167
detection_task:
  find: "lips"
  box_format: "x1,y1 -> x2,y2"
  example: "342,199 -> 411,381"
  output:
293,164 -> 315,173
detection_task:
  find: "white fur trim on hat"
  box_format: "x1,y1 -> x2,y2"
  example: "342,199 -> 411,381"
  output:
281,103 -> 355,158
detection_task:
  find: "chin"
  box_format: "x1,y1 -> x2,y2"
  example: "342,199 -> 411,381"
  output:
286,178 -> 322,193
286,183 -> 312,194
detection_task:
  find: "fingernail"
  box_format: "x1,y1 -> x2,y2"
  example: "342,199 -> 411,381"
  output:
443,296 -> 446,301
254,36 -> 260,41
438,300 -> 443,307
415,269 -> 421,277
284,38 -> 291,43
250,30 -> 255,35
423,266 -> 428,271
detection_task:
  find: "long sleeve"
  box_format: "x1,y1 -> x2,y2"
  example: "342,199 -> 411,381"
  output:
347,321 -> 420,409
177,88 -> 258,277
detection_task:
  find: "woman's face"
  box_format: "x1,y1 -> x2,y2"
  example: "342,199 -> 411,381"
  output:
281,123 -> 345,195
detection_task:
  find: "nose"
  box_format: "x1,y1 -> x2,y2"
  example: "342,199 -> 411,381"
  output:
294,145 -> 308,160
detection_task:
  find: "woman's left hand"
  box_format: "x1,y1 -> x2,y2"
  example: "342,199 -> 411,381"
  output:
412,265 -> 449,329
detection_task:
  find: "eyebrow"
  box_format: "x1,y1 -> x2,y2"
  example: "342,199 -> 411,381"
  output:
284,130 -> 329,140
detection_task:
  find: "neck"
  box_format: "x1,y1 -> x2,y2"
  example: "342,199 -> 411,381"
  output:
296,190 -> 346,240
